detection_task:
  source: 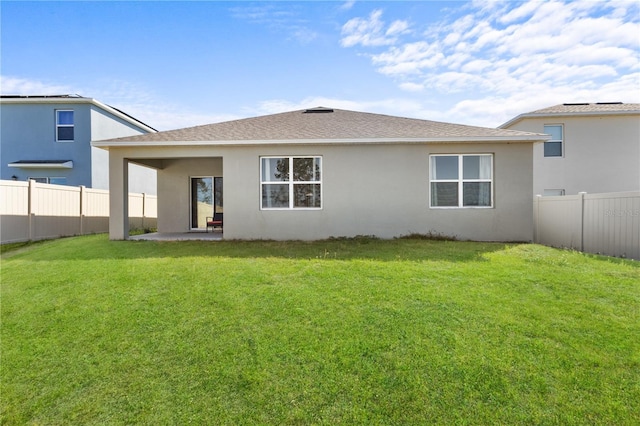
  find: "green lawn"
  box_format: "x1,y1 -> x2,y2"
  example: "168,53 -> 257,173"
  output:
2,235 -> 639,425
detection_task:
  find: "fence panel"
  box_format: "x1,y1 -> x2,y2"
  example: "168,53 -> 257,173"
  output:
32,182 -> 81,240
0,180 -> 157,243
82,188 -> 110,234
583,192 -> 640,260
0,181 -> 30,243
535,192 -> 640,260
0,180 -> 29,215
84,188 -> 110,216
534,194 -> 583,250
145,194 -> 157,218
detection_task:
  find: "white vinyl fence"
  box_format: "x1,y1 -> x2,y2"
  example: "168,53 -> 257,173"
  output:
534,191 -> 640,260
0,179 -> 157,244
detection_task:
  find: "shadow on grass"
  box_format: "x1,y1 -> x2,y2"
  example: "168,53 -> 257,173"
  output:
2,234 -> 514,263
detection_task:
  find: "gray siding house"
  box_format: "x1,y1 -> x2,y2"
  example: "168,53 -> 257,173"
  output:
1,95 -> 158,194
94,108 -> 548,241
501,103 -> 640,196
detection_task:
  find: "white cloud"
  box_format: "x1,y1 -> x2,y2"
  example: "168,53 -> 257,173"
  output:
0,75 -> 238,131
251,96 -> 427,119
229,4 -> 295,24
124,108 -> 240,132
340,1 -> 356,12
425,71 -> 491,93
398,82 -> 425,92
290,28 -> 318,44
386,20 -> 411,36
230,4 -> 317,46
498,0 -> 540,24
460,59 -> 492,73
0,76 -> 74,95
372,41 -> 444,75
340,10 -> 408,47
339,0 -> 640,126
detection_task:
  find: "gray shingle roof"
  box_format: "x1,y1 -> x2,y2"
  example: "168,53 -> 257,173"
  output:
96,108 -> 545,145
500,102 -> 640,128
530,103 -> 640,114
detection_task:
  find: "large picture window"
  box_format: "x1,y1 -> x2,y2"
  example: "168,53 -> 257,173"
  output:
430,154 -> 493,208
261,156 -> 322,209
56,110 -> 74,142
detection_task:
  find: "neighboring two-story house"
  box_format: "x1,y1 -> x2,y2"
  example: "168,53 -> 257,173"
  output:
500,103 -> 640,196
1,95 -> 158,194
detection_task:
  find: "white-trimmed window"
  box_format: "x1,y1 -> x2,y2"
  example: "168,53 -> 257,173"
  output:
543,189 -> 565,196
430,154 -> 493,208
56,110 -> 74,141
28,177 -> 67,185
543,124 -> 563,157
261,156 -> 322,209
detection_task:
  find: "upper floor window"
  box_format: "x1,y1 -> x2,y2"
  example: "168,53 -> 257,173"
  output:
261,156 -> 322,209
430,154 -> 493,208
56,110 -> 74,141
543,125 -> 563,157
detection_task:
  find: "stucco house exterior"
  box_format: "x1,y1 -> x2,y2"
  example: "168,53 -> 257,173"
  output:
1,95 -> 158,194
93,107 -> 548,241
500,103 -> 640,196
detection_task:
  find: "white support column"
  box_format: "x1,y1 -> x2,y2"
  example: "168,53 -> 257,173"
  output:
109,153 -> 129,240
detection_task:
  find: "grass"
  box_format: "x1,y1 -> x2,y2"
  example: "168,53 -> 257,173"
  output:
1,234 -> 639,425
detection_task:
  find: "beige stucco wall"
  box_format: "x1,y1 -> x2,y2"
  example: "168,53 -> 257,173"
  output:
107,141 -> 533,241
505,114 -> 640,196
157,157 -> 222,232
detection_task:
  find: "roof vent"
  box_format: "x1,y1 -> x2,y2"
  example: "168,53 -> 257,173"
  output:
596,102 -> 623,105
304,107 -> 334,113
563,103 -> 590,106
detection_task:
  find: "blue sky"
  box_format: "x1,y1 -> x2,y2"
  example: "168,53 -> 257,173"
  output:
2,0 -> 639,130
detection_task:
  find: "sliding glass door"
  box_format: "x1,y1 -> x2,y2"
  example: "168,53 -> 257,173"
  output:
191,177 -> 212,230
190,177 -> 223,230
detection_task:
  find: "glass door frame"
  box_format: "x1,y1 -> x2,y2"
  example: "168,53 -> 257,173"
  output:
190,176 -> 223,231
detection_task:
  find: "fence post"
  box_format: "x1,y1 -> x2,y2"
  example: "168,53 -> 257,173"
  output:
578,192 -> 587,252
534,195 -> 541,243
28,179 -> 35,241
79,185 -> 85,235
142,192 -> 146,230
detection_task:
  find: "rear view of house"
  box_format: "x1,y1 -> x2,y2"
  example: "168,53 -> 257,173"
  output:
93,108 -> 548,241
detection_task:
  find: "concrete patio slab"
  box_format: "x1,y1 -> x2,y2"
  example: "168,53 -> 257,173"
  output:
129,232 -> 223,241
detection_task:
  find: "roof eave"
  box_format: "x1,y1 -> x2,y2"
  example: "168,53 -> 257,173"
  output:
1,96 -> 157,133
92,135 -> 548,149
500,110 -> 640,128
